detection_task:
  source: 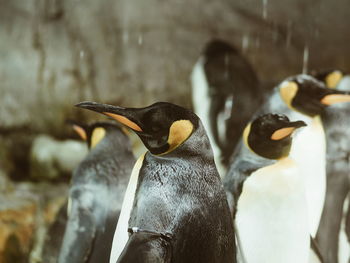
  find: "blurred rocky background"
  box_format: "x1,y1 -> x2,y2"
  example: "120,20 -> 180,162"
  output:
1,0 -> 349,262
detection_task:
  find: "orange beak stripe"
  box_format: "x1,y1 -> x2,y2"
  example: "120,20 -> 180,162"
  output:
104,112 -> 143,132
321,94 -> 350,105
271,127 -> 296,141
73,125 -> 87,141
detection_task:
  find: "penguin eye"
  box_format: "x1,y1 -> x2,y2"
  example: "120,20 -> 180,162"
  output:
276,115 -> 288,122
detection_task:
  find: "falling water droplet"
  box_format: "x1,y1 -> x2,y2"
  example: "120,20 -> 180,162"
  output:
286,21 -> 292,48
122,32 -> 129,44
272,28 -> 278,42
255,37 -> 260,48
224,54 -> 230,65
302,46 -> 309,74
242,35 -> 249,52
138,35 -> 143,45
262,0 -> 268,19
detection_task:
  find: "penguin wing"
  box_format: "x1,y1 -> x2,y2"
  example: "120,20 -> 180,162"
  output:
116,232 -> 171,263
58,196 -> 97,263
42,201 -> 68,263
224,145 -> 274,216
209,94 -> 233,150
205,52 -> 262,164
310,236 -> 324,263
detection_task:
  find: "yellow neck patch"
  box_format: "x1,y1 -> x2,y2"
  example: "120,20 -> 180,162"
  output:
91,127 -> 106,148
160,120 -> 194,155
325,71 -> 343,89
242,123 -> 253,152
279,81 -> 298,109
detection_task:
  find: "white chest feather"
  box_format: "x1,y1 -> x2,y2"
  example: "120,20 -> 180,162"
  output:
236,158 -> 310,263
289,116 -> 326,237
109,153 -> 145,263
190,58 -> 225,176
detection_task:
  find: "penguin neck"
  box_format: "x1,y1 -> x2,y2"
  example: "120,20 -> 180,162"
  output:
307,115 -> 323,132
87,130 -> 133,164
264,88 -> 317,121
104,130 -> 132,152
153,121 -> 214,163
268,88 -> 291,112
276,156 -> 293,165
248,144 -> 291,164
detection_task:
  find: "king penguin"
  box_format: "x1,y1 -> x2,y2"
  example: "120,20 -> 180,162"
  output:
75,101 -> 236,263
248,74 -> 350,240
223,113 -> 309,263
58,121 -> 135,263
191,39 -> 263,176
313,69 -> 350,263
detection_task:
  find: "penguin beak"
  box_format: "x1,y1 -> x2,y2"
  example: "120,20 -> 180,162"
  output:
271,121 -> 306,141
321,92 -> 350,106
66,120 -> 88,141
75,101 -> 143,132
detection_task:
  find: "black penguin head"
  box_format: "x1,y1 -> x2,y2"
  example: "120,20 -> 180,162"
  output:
75,102 -> 199,155
243,114 -> 306,160
69,121 -> 126,149
278,74 -> 350,116
204,39 -> 237,58
312,69 -> 345,89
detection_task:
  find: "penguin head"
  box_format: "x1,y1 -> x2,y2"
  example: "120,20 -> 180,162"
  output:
75,102 -> 199,155
312,69 -> 345,89
204,39 -> 236,57
69,121 -> 127,149
279,74 -> 350,116
243,114 -> 306,160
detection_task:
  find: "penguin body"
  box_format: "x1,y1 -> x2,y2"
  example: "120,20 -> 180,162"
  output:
58,122 -> 135,263
313,70 -> 350,263
225,74 -> 350,263
338,197 -> 350,263
224,113 -> 309,263
254,74 -> 350,237
191,39 -> 263,175
289,115 -> 326,237
76,101 -> 236,263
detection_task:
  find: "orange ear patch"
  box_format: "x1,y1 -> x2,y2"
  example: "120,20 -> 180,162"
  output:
104,112 -> 142,132
279,81 -> 298,108
91,127 -> 106,148
271,127 -> 296,140
73,125 -> 87,141
242,123 -> 253,151
325,71 -> 343,89
159,120 -> 193,155
321,94 -> 350,105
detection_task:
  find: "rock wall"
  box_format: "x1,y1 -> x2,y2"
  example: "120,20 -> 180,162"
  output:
1,0 -> 349,134
0,0 -> 350,262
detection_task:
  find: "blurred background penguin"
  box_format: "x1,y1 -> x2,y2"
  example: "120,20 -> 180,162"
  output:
313,69 -> 350,263
57,121 -> 135,263
191,39 -> 263,176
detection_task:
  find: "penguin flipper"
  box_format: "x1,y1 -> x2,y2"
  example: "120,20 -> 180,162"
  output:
345,194 -> 350,242
58,205 -> 96,263
208,94 -> 229,148
117,232 -> 171,263
316,167 -> 349,263
310,236 -> 325,263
